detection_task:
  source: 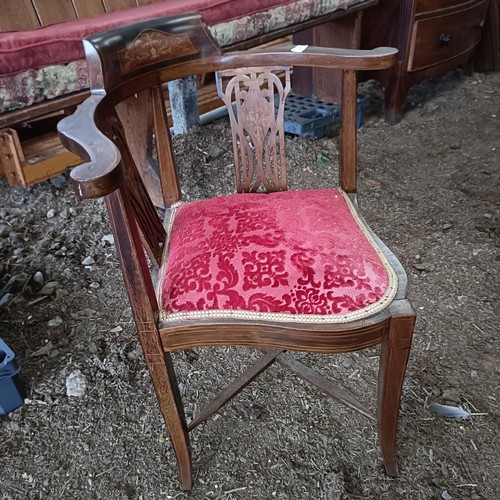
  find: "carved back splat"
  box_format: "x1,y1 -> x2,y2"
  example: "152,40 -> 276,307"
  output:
216,67 -> 291,193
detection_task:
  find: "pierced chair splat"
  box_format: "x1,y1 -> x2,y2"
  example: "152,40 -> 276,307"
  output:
216,66 -> 291,193
58,13 -> 414,491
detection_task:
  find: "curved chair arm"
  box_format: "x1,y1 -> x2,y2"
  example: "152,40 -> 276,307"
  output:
57,95 -> 122,199
221,46 -> 398,72
57,45 -> 397,201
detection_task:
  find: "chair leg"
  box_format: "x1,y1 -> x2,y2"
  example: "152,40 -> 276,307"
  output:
377,303 -> 415,477
105,191 -> 192,489
143,347 -> 192,489
164,352 -> 192,489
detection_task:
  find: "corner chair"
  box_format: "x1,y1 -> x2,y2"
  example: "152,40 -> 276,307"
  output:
58,13 -> 415,490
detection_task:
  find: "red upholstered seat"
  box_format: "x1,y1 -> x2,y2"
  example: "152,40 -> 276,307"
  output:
158,188 -> 398,323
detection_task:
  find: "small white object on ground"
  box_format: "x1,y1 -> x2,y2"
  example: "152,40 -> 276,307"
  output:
66,370 -> 88,397
82,256 -> 95,266
48,316 -> 63,327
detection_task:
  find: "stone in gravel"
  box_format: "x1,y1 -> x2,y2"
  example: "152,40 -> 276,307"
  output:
413,263 -> 435,272
208,146 -> 223,159
59,209 -> 70,219
8,232 -> 23,247
66,370 -> 88,398
31,341 -> 54,357
49,175 -> 66,189
26,274 -> 43,295
126,347 -> 142,361
48,316 -> 63,327
0,293 -> 14,308
101,234 -> 114,245
245,404 -> 264,420
33,272 -> 44,285
0,224 -> 9,237
40,281 -> 60,295
82,256 -> 95,266
2,273 -> 28,294
55,288 -> 70,300
46,209 -> 56,219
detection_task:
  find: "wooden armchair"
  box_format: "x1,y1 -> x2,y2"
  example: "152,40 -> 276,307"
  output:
58,13 -> 414,491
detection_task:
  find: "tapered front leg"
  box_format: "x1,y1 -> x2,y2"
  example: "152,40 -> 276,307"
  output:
377,301 -> 415,476
150,348 -> 192,490
106,190 -> 192,489
137,335 -> 192,489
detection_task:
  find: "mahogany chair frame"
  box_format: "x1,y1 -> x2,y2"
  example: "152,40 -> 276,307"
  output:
58,13 -> 414,491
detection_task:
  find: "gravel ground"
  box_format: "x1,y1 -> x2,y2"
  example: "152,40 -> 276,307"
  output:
0,70 -> 499,499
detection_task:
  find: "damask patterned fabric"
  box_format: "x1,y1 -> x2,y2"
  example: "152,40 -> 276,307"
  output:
0,61 -> 88,113
158,189 -> 398,323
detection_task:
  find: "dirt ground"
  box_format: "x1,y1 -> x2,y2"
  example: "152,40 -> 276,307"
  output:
1,70 -> 499,500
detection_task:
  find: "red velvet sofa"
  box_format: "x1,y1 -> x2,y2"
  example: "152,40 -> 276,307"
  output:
0,0 -> 374,187
0,0 -> 371,116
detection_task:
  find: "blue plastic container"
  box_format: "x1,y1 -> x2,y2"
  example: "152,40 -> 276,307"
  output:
355,93 -> 370,128
232,92 -> 370,139
278,93 -> 370,138
0,339 -> 24,415
281,94 -> 341,138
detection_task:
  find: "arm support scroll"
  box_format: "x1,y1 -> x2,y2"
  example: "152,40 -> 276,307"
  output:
57,95 -> 123,199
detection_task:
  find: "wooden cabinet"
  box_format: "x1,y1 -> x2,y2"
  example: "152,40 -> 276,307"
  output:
362,0 -> 489,123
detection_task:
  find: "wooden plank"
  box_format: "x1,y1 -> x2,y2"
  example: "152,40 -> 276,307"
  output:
23,132 -> 70,158
0,91 -> 90,130
291,29 -> 314,97
0,129 -> 81,187
188,350 -> 282,431
21,152 -> 82,186
276,352 -> 377,422
293,12 -> 362,103
0,0 -> 41,30
72,0 -> 106,19
314,12 -> 362,103
0,130 -> 26,187
32,0 -> 77,24
101,0 -> 137,13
